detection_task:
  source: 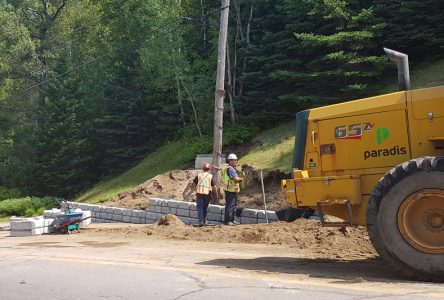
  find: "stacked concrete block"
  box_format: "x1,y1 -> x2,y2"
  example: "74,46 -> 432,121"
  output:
66,199 -> 279,225
79,211 -> 92,228
240,208 -> 279,224
240,208 -> 258,224
43,208 -> 62,218
10,217 -> 45,237
145,211 -> 161,223
43,219 -> 54,233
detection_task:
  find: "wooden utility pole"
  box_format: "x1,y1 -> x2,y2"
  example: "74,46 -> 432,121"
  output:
212,0 -> 230,194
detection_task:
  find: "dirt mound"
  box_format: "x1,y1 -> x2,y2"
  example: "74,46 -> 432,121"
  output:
155,214 -> 185,227
105,169 -> 199,209
104,168 -> 288,211
88,219 -> 376,260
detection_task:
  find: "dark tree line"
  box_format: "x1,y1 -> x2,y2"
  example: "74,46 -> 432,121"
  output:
0,0 -> 443,197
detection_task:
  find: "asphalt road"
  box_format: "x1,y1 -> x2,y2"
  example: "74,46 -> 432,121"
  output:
1,226 -> 443,299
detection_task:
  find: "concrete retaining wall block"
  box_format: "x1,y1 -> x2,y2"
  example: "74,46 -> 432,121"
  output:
206,213 -> 223,222
67,199 -> 278,226
148,198 -> 159,206
241,208 -> 258,218
240,217 -> 257,224
176,209 -> 189,217
178,202 -> 190,209
130,217 -> 141,224
146,212 -> 160,220
167,201 -> 179,208
207,205 -> 223,214
112,214 -> 123,222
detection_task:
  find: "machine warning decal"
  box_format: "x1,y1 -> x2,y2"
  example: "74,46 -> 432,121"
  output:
334,122 -> 374,140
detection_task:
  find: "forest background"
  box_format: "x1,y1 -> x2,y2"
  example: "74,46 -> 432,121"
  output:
1,0 -> 443,199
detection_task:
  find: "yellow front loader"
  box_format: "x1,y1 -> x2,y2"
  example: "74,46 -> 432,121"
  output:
281,48 -> 444,281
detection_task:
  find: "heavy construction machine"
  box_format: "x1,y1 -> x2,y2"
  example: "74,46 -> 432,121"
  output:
281,48 -> 444,281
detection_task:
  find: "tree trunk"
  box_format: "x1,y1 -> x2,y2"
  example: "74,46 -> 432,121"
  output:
239,2 -> 254,98
226,42 -> 236,124
200,0 -> 207,48
175,74 -> 186,126
246,3 -> 254,45
180,77 -> 202,138
234,0 -> 245,41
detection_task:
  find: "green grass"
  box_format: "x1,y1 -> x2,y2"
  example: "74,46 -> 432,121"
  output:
411,59 -> 444,89
76,138 -> 213,204
240,122 -> 294,174
381,58 -> 444,93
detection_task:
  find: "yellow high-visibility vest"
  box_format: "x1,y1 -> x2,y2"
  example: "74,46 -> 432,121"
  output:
196,172 -> 213,195
222,167 -> 240,193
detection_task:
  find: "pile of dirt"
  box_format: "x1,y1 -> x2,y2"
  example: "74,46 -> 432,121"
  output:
104,168 -> 288,211
105,169 -> 199,209
88,219 -> 377,260
155,214 -> 185,227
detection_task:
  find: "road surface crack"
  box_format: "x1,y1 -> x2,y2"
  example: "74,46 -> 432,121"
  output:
174,273 -> 207,300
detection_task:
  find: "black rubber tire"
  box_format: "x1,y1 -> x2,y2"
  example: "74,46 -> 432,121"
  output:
275,207 -> 314,222
367,157 -> 444,282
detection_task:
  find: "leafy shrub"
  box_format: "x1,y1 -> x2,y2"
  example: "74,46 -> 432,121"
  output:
0,187 -> 22,201
223,126 -> 258,145
0,197 -> 59,217
24,207 -> 37,217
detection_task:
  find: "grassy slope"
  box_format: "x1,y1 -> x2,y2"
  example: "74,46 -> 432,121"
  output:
77,58 -> 444,203
240,122 -> 294,173
381,59 -> 444,92
76,139 -> 212,203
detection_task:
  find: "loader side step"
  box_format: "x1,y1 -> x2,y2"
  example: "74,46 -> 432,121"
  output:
317,199 -> 354,227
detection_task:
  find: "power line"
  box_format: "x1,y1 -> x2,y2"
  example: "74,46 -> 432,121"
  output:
0,18 -> 184,103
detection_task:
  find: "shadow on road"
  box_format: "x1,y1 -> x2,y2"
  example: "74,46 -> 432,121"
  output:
198,256 -> 404,283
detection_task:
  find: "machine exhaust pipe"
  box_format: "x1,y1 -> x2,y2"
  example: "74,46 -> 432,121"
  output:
383,48 -> 411,91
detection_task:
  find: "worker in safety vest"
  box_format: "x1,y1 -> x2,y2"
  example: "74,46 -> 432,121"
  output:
193,162 -> 216,226
222,153 -> 244,225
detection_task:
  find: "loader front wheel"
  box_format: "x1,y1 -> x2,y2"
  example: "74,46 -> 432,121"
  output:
367,157 -> 444,282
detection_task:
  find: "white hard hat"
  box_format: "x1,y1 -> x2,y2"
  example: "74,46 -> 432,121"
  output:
227,153 -> 238,160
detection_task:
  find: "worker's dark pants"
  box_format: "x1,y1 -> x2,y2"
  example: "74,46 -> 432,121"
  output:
196,194 -> 210,224
224,191 -> 238,223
